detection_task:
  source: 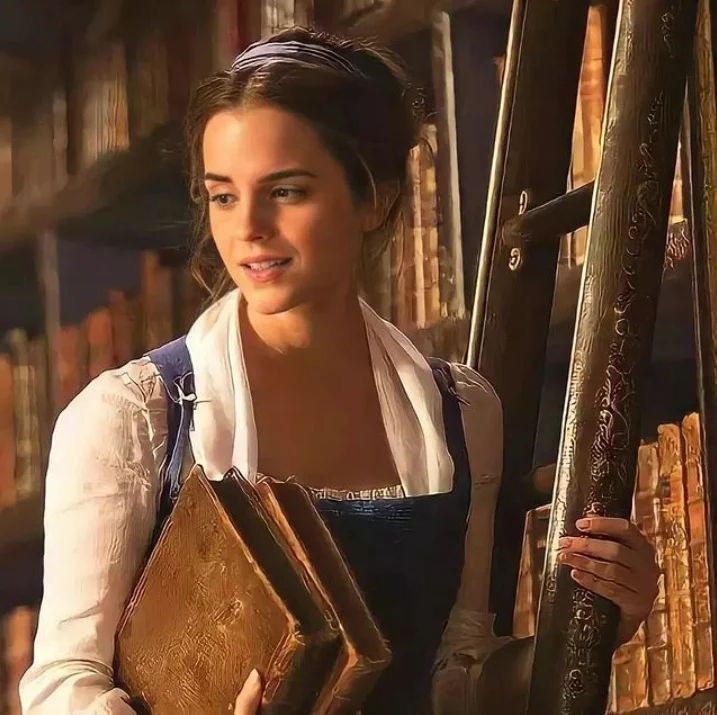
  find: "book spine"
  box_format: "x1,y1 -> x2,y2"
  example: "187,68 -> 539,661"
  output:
28,336 -> 51,476
610,443 -> 655,712
109,290 -> 141,365
409,141 -> 426,329
53,324 -> 89,412
0,115 -> 12,209
419,124 -> 442,326
86,308 -> 116,379
681,413 -> 715,691
611,623 -> 649,712
6,330 -> 42,501
389,166 -> 412,330
657,423 -> 696,699
74,40 -> 130,170
642,441 -> 672,705
512,507 -> 537,639
2,606 -> 38,715
0,354 -> 17,509
141,252 -> 175,351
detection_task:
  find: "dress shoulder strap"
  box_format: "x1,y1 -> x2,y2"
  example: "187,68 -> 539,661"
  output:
146,336 -> 196,527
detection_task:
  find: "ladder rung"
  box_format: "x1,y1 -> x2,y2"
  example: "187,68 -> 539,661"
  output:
502,180 -> 595,248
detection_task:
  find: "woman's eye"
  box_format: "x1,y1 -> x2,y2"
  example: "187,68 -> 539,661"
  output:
209,193 -> 236,207
271,187 -> 306,201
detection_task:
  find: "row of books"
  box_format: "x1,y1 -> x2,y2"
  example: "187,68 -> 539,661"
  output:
363,122 -> 465,337
0,605 -> 38,715
1,0 -> 412,214
0,252 -> 203,511
513,413 -> 715,713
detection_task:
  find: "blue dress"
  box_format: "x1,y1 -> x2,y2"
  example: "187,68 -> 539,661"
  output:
148,337 -> 471,714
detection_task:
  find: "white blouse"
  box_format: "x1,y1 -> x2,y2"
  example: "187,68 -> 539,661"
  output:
19,291 -> 510,714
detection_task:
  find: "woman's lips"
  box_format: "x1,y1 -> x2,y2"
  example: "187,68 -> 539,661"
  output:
240,257 -> 292,283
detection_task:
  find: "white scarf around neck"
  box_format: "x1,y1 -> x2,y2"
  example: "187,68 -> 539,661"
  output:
184,289 -> 454,496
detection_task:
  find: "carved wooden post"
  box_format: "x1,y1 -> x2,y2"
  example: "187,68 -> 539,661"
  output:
526,0 -> 699,713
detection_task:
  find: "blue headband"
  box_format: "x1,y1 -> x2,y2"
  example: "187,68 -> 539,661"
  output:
231,40 -> 365,77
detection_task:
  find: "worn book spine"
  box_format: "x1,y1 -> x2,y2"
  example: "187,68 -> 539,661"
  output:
2,606 -> 38,715
127,19 -> 169,140
608,444 -> 654,712
256,479 -> 391,715
73,40 -> 130,170
681,413 -> 715,691
0,353 -> 17,509
141,252 -> 175,351
28,335 -> 51,475
409,141 -> 426,329
86,308 -> 115,379
657,423 -> 696,699
642,441 -> 672,705
109,290 -> 141,365
6,330 -> 42,501
419,124 -> 441,326
53,324 -> 89,412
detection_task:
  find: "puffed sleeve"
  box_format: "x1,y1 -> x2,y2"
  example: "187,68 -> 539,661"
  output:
19,358 -> 167,715
432,363 -> 518,714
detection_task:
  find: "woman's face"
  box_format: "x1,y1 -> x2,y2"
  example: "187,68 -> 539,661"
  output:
203,104 -> 371,316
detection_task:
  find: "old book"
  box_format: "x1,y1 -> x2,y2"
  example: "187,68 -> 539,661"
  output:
2,605 -> 38,715
109,290 -> 142,365
0,354 -> 16,509
86,308 -> 115,379
27,336 -> 51,475
53,324 -> 89,412
657,423 -> 696,700
5,330 -> 42,501
72,40 -> 130,171
127,18 -> 170,140
255,477 -> 391,715
116,466 -> 344,714
607,444 -> 652,712
391,156 -> 417,330
418,125 -> 442,326
642,440 -> 673,706
0,116 -> 12,208
681,413 -> 715,691
141,252 -> 175,352
512,503 -> 550,639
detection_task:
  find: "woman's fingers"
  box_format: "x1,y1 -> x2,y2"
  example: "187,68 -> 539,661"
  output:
558,551 -> 638,593
235,669 -> 263,715
574,516 -> 646,551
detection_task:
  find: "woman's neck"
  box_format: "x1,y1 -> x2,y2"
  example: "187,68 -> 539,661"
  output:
240,292 -> 369,369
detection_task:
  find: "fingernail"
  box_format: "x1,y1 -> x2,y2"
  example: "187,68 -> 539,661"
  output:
247,669 -> 261,688
576,518 -> 591,530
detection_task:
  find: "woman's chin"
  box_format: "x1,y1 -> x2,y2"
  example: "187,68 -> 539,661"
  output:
241,287 -> 305,316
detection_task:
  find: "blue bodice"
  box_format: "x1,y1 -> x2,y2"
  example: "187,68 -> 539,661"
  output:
149,338 -> 471,714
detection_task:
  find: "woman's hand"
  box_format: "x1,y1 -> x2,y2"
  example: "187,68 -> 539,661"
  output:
558,516 -> 659,646
235,669 -> 264,714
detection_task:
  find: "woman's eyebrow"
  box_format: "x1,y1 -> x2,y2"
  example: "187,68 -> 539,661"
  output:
259,169 -> 317,182
204,169 -> 318,183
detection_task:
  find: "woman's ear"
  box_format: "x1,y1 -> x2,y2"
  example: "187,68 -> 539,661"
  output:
361,180 -> 401,234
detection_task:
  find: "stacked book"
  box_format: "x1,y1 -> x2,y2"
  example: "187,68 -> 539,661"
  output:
116,466 -> 391,714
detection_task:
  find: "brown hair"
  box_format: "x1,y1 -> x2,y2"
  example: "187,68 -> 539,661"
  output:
185,26 -> 424,302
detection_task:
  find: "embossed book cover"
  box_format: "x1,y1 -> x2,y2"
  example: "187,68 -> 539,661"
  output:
115,465 -> 389,714
255,477 -> 391,715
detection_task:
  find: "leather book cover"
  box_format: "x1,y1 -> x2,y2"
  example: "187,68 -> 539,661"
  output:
255,477 -> 391,715
115,465 -> 339,715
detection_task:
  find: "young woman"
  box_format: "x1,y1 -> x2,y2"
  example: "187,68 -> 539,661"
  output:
20,27 -> 659,715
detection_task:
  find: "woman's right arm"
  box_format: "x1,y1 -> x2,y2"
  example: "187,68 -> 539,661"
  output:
19,361 -> 166,715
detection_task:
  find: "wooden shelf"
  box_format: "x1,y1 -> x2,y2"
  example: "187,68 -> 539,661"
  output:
0,122 -> 190,254
0,496 -> 44,615
336,0 -> 510,43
